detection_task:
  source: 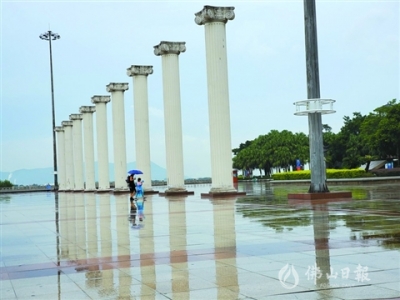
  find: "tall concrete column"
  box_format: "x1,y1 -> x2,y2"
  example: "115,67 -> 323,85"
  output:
126,65 -> 155,193
106,83 -> 129,192
79,106 -> 96,191
304,0 -> 328,193
91,96 -> 111,191
154,41 -> 191,195
62,120 -> 74,191
70,114 -> 85,191
195,6 -> 236,194
55,126 -> 66,191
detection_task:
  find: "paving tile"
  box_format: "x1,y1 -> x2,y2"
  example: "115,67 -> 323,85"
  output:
224,280 -> 310,298
259,291 -> 344,299
376,281 -> 400,292
163,286 -> 249,300
1,183 -> 400,299
318,284 -> 400,299
13,281 -> 83,298
0,279 -> 16,299
10,275 -> 74,288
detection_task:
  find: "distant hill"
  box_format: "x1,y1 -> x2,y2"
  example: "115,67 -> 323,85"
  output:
0,162 -> 167,186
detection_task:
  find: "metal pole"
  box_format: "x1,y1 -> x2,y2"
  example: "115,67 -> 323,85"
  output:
41,30 -> 60,190
303,0 -> 328,193
48,31 -> 58,190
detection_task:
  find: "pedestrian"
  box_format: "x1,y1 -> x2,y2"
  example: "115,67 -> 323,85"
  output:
136,177 -> 144,199
127,174 -> 136,201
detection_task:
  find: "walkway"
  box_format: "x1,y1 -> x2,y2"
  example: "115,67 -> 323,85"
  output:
1,182 -> 399,299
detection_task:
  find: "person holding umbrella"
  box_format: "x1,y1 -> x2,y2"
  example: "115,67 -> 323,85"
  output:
127,174 -> 136,201
127,169 -> 143,201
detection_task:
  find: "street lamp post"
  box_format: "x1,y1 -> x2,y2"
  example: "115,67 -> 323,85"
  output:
40,30 -> 60,190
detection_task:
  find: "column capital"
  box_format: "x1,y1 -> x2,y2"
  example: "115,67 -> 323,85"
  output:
70,113 -> 83,121
62,120 -> 73,127
127,65 -> 153,77
195,6 -> 235,25
54,126 -> 64,132
79,106 -> 96,114
154,41 -> 186,56
106,83 -> 129,93
91,95 -> 111,104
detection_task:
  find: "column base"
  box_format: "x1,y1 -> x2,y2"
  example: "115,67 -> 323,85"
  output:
73,189 -> 85,193
159,188 -> 194,196
201,189 -> 246,198
95,188 -> 112,193
113,188 -> 129,194
84,189 -> 96,193
143,189 -> 159,195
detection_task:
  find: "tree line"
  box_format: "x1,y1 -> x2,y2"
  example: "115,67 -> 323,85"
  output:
232,99 -> 400,176
0,180 -> 13,188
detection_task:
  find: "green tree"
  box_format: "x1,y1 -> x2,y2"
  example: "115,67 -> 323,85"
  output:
233,130 -> 309,176
0,180 -> 13,188
361,99 -> 400,166
233,99 -> 399,173
326,112 -> 367,168
232,140 -> 253,155
322,124 -> 338,168
342,134 -> 364,168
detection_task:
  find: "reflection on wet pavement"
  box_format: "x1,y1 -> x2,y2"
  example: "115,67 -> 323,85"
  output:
1,182 -> 399,299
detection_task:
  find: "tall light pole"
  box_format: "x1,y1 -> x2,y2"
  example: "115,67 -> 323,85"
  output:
40,30 -> 60,190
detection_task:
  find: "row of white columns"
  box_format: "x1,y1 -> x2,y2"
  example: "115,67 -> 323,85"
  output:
55,5 -> 238,195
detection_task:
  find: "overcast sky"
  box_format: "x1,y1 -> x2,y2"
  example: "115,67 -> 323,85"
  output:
1,0 -> 399,179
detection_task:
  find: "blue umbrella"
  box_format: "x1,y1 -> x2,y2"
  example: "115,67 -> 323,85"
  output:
128,169 -> 143,175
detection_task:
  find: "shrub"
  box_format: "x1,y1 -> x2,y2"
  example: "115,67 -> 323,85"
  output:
271,169 -> 372,180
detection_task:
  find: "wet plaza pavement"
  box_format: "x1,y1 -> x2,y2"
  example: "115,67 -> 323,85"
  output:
1,182 -> 399,299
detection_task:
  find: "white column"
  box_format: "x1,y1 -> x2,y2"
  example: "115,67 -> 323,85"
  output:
80,106 -> 96,191
126,65 -> 155,192
195,6 -> 236,193
91,96 -> 111,190
106,83 -> 129,191
154,41 -> 187,193
55,126 -> 66,191
70,114 -> 85,191
62,120 -> 74,191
